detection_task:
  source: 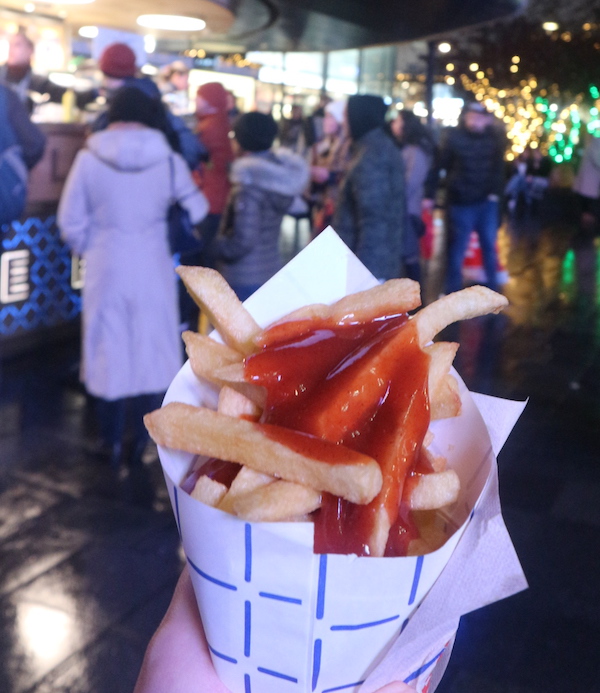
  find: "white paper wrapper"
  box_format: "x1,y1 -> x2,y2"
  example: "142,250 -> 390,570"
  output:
157,228 -> 528,693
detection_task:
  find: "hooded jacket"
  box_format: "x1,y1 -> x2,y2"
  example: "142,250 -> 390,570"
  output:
216,148 -> 309,289
333,126 -> 406,280
58,126 -> 208,400
196,83 -> 234,214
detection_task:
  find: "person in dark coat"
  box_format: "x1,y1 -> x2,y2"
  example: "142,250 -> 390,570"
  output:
0,82 -> 46,225
426,101 -> 506,293
0,82 -> 46,168
333,94 -> 406,281
215,112 -> 310,301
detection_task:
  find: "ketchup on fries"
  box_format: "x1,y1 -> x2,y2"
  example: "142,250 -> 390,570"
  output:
145,267 -> 508,558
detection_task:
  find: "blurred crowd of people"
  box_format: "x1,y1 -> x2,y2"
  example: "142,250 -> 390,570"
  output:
5,34 -> 600,473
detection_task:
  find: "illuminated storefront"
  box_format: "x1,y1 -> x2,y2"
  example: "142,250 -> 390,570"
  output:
246,42 -> 440,116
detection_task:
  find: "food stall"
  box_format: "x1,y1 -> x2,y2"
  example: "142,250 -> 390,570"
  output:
0,12 -> 92,355
0,121 -> 87,355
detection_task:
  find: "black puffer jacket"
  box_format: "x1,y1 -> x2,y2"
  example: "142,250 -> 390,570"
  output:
433,126 -> 506,205
216,148 -> 309,288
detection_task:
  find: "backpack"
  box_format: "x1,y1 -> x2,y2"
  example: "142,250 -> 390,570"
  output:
0,87 -> 28,226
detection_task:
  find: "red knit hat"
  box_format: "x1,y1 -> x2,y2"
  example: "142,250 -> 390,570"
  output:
99,43 -> 136,78
197,82 -> 228,111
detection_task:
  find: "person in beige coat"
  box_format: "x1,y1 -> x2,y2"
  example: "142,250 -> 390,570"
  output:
58,87 -> 208,468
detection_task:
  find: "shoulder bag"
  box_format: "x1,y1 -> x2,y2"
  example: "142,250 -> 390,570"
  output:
167,155 -> 202,256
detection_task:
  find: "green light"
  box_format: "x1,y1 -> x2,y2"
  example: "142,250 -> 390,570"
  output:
555,154 -> 564,163
590,86 -> 600,99
588,120 -> 600,133
591,108 -> 599,116
555,133 -> 563,141
560,248 -> 576,303
549,147 -> 557,155
565,147 -> 573,156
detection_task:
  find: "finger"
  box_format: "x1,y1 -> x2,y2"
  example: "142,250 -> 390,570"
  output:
375,683 -> 414,693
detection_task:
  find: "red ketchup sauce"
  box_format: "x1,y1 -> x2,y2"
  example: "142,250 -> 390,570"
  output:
245,314 -> 431,556
182,458 -> 241,494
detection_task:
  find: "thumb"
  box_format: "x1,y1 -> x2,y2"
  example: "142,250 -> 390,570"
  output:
375,683 -> 413,693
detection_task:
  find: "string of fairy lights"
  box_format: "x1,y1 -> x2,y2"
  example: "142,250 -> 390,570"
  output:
448,55 -> 599,164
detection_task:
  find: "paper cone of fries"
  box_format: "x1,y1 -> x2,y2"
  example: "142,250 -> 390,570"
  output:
156,229 -> 528,693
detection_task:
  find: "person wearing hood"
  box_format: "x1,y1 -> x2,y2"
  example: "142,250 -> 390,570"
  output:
215,111 -> 310,301
194,82 -> 235,266
57,87 -> 209,468
333,94 -> 407,281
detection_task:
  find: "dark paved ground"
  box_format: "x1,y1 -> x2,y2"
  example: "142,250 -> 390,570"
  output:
1,220 -> 600,693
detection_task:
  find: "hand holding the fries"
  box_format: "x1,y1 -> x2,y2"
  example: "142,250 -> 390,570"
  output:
134,567 -> 414,693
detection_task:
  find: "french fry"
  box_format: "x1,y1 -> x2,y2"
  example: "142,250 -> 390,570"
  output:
231,481 -> 321,522
212,362 -> 267,408
407,510 -> 451,555
176,266 -> 262,355
258,279 -> 421,345
414,286 -> 508,347
145,403 -> 383,505
292,320 -> 425,444
183,331 -> 243,378
191,475 -> 228,507
408,470 -> 460,511
425,342 -> 461,420
218,465 -> 274,514
422,446 -> 447,473
433,374 -> 462,421
217,385 -> 262,420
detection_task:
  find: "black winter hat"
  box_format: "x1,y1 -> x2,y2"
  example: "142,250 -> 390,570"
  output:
347,94 -> 387,141
234,112 -> 278,152
107,86 -> 161,128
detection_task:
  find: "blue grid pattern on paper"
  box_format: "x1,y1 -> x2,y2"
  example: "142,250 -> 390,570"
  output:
403,647 -> 445,684
186,521 -> 303,689
0,215 -> 81,335
186,519 -> 427,693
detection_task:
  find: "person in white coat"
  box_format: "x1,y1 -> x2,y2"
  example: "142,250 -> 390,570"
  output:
58,87 -> 208,468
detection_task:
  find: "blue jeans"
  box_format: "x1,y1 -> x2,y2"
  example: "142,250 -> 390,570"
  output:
445,200 -> 500,294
